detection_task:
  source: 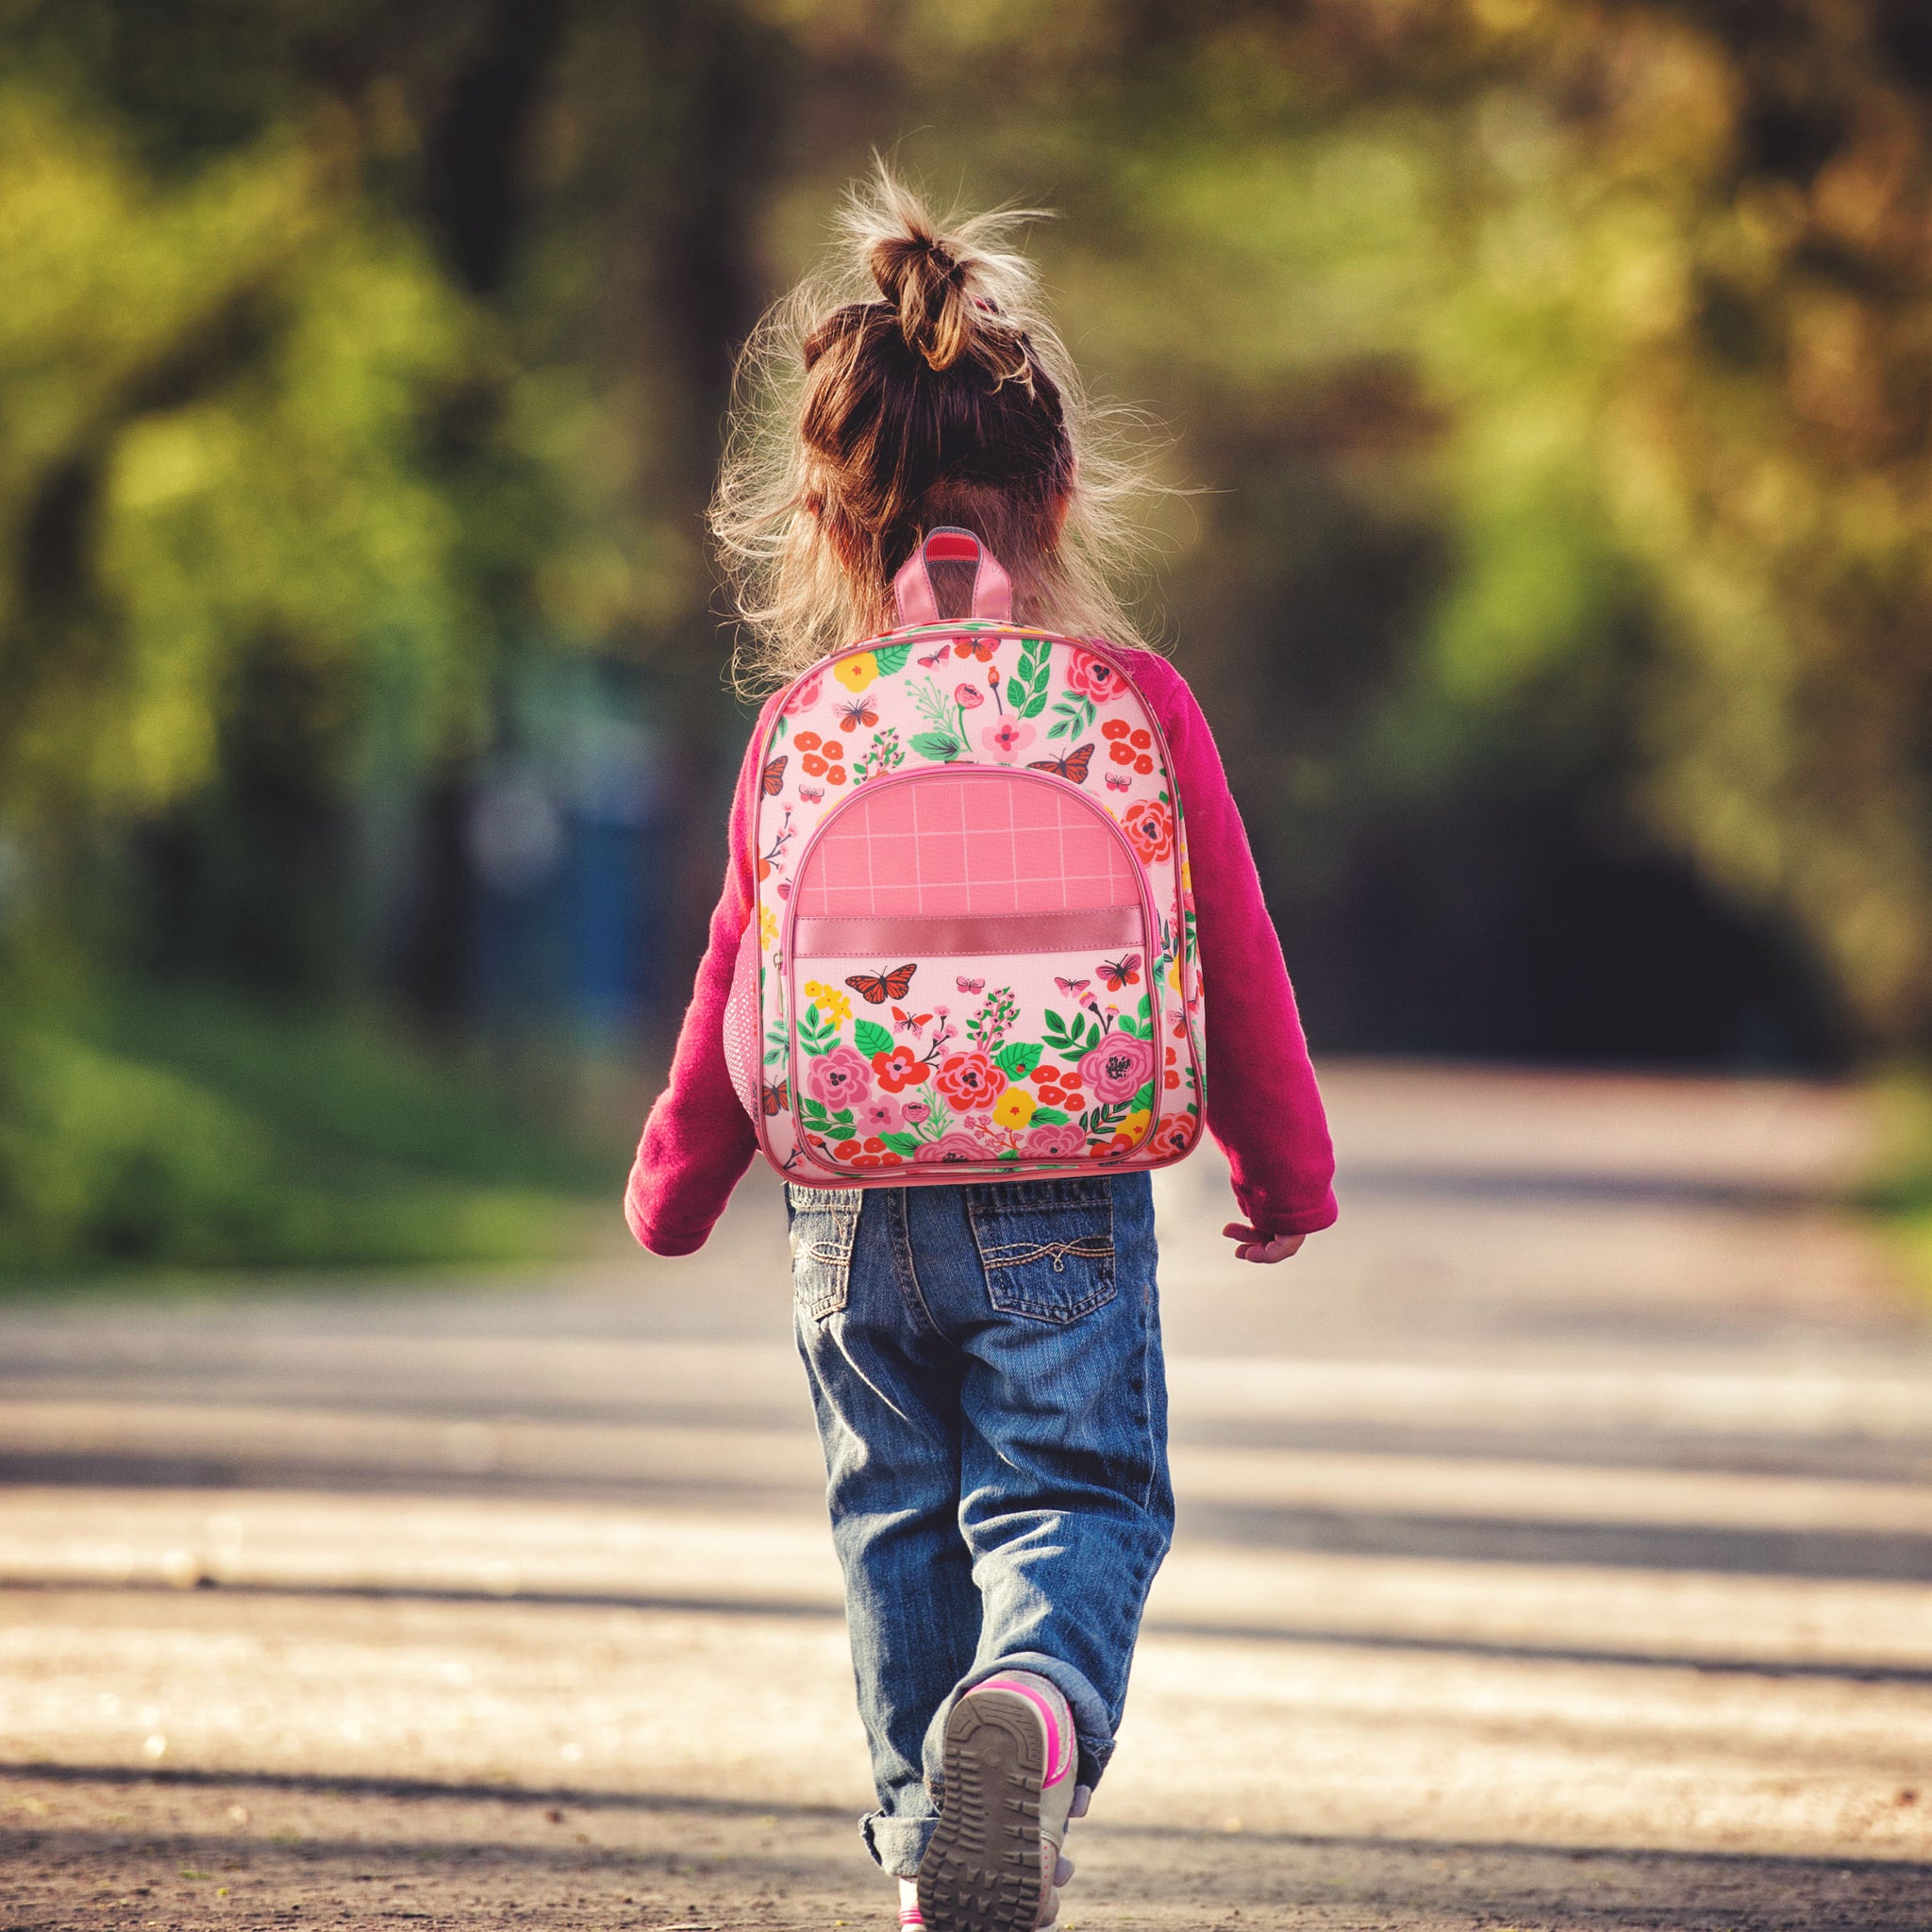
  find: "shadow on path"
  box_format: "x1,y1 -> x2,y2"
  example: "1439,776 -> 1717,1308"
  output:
5,1762 -> 1929,1932
8,1576 -> 1931,1686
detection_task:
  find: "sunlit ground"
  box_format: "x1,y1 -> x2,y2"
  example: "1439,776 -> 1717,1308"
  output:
3,1062 -> 1929,1928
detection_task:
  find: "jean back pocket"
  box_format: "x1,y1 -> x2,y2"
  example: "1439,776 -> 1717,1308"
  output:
966,1176 -> 1117,1324
787,1183 -> 860,1321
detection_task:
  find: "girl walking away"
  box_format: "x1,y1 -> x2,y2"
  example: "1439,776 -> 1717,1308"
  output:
626,169 -> 1336,1932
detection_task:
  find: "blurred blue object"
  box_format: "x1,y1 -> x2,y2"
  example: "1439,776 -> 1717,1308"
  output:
466,658 -> 671,1041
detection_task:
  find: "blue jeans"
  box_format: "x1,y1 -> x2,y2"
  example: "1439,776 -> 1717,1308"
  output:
787,1172 -> 1174,1879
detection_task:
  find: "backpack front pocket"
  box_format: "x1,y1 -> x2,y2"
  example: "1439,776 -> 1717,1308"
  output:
965,1176 -> 1117,1324
782,768 -> 1160,1178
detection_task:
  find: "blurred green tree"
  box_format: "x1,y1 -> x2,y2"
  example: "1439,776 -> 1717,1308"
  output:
776,0 -> 1932,1051
5,0 -> 1932,1269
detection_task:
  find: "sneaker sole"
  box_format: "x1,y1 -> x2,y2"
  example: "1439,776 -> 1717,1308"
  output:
917,1690 -> 1047,1932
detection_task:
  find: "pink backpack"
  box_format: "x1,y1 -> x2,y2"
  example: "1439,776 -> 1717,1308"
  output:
724,528 -> 1207,1184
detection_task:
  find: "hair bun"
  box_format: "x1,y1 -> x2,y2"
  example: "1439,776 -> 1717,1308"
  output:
868,219 -> 975,372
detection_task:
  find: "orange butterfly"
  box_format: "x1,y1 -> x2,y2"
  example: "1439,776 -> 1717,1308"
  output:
1096,953 -> 1141,991
761,755 -> 787,796
891,1005 -> 933,1033
845,963 -> 918,1006
952,636 -> 995,661
838,697 -> 879,733
1027,742 -> 1093,785
761,1079 -> 789,1116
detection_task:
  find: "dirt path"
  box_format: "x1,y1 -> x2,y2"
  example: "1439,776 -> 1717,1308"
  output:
3,1062 -> 1930,1929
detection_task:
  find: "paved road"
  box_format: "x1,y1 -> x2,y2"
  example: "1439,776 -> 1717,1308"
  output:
3,1062 -> 1931,1929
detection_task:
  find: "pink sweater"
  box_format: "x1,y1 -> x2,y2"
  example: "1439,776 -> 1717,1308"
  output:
625,647 -> 1337,1255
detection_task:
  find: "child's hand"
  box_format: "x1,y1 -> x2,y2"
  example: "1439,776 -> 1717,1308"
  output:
1223,1223 -> 1307,1264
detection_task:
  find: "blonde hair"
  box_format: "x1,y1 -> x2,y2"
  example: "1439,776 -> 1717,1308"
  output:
711,163 -> 1165,692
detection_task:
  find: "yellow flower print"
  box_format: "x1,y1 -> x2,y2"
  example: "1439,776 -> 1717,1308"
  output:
833,653 -> 878,691
991,1088 -> 1036,1130
1180,854 -> 1191,891
1167,957 -> 1183,993
1119,1108 -> 1151,1142
760,906 -> 778,951
804,978 -> 852,1024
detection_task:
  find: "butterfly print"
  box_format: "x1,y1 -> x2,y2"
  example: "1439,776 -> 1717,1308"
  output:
952,636 -> 995,661
845,963 -> 918,1006
1104,773 -> 1130,791
761,1079 -> 789,1117
1054,976 -> 1091,1000
956,975 -> 985,994
837,696 -> 878,732
1027,742 -> 1093,785
918,644 -> 950,668
1096,953 -> 1142,991
891,1006 -> 934,1033
799,783 -> 823,804
760,754 -> 787,796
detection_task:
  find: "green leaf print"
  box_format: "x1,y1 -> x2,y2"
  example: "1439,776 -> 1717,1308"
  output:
879,1130 -> 924,1155
911,675 -> 955,731
854,1018 -> 894,1058
764,1020 -> 789,1068
909,730 -> 966,763
798,1097 -> 854,1135
873,642 -> 911,675
1008,637 -> 1051,720
798,1005 -> 838,1056
1041,1008 -> 1102,1058
1030,1106 -> 1070,1125
992,1040 -> 1043,1079
1047,692 -> 1095,742
1126,1080 -> 1156,1114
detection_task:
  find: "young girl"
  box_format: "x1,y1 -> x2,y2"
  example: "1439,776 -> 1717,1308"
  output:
626,172 -> 1336,1932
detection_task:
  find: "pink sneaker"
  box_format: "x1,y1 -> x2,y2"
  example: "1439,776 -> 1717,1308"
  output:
917,1672 -> 1079,1932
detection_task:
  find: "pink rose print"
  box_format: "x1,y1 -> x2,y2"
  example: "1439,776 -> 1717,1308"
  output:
1024,1123 -> 1087,1158
981,718 -> 1037,759
1077,1031 -> 1155,1104
1064,650 -> 1124,704
900,1099 -> 932,1125
935,1050 -> 1006,1113
1148,1113 -> 1197,1159
916,1131 -> 994,1163
806,1043 -> 873,1108
955,683 -> 985,709
1122,796 -> 1174,864
781,669 -> 824,715
855,1095 -> 904,1136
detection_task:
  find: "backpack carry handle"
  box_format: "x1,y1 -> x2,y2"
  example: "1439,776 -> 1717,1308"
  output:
892,526 -> 1014,625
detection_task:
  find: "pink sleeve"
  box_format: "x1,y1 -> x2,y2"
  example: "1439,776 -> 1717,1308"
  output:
1131,653 -> 1338,1236
623,704 -> 774,1256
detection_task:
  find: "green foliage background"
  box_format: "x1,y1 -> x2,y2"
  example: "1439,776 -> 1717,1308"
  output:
3,0 -> 1931,1270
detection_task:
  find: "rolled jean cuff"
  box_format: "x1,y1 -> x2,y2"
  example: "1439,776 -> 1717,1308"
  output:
948,1650 -> 1117,1793
860,1807 -> 939,1880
